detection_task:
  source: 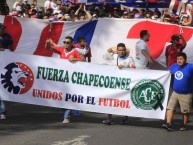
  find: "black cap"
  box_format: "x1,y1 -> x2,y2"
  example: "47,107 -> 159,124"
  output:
0,23 -> 6,29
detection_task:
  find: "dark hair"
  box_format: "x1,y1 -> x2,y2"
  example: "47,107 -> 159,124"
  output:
0,23 -> 6,29
65,36 -> 73,42
177,52 -> 187,61
79,13 -> 86,18
77,36 -> 85,43
117,43 -> 126,48
171,34 -> 179,41
140,30 -> 148,38
37,11 -> 43,19
31,9 -> 37,15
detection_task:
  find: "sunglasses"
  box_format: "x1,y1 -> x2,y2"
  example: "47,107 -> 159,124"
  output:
63,41 -> 71,44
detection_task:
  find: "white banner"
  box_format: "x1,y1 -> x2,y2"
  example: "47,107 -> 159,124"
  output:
0,52 -> 171,119
1,16 -> 193,67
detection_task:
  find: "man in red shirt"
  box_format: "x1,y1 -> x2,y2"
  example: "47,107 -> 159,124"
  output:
46,36 -> 82,61
165,34 -> 186,68
45,36 -> 82,124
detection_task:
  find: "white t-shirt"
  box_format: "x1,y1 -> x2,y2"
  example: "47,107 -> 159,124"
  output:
13,2 -> 20,9
53,8 -> 61,14
135,39 -> 150,68
74,47 -> 89,56
44,0 -> 56,10
103,52 -> 135,68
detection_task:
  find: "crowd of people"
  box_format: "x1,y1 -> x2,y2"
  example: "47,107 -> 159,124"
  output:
0,0 -> 193,132
0,0 -> 192,26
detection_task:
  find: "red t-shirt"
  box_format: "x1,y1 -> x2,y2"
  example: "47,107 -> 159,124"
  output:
54,45 -> 81,60
165,44 -> 184,67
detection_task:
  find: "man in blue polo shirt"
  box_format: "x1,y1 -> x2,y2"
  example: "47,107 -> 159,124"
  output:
162,52 -> 193,131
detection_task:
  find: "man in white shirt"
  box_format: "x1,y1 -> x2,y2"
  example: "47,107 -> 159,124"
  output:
44,0 -> 56,12
53,3 -> 61,14
13,0 -> 22,9
135,30 -> 154,68
102,43 -> 135,125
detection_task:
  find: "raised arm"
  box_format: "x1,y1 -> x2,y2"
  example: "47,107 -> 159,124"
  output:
179,34 -> 187,49
45,38 -> 56,51
75,4 -> 82,16
83,5 -> 92,21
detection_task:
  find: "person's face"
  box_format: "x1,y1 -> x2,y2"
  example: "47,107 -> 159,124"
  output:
173,38 -> 180,45
177,56 -> 186,66
123,14 -> 129,19
40,7 -> 44,12
144,32 -> 150,42
163,18 -> 170,23
25,14 -> 30,18
79,39 -> 86,47
154,14 -> 158,20
31,5 -> 35,9
57,0 -> 62,4
146,13 -> 151,19
63,38 -> 73,50
46,10 -> 52,15
57,5 -> 61,9
43,16 -> 49,19
0,28 -> 5,35
113,11 -> 119,17
79,16 -> 85,21
117,47 -> 126,57
54,13 -> 58,17
183,17 -> 188,22
33,1 -> 37,5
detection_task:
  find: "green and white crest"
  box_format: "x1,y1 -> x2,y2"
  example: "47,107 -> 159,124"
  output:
131,79 -> 165,110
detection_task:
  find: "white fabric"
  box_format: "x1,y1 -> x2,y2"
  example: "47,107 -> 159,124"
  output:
44,0 -> 56,10
53,9 -> 61,14
103,52 -> 135,68
0,52 -> 171,119
75,47 -> 89,56
13,2 -> 20,9
1,16 -> 193,67
135,39 -> 150,68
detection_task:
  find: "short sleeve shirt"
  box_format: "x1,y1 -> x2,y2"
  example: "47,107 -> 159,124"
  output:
168,63 -> 193,94
135,39 -> 150,68
54,45 -> 81,60
165,44 -> 184,67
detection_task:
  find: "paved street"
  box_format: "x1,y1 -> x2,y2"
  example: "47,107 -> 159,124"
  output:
0,102 -> 193,145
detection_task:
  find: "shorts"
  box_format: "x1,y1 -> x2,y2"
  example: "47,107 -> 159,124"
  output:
167,91 -> 192,113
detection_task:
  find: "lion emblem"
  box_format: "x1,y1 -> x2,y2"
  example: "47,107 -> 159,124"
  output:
1,63 -> 28,94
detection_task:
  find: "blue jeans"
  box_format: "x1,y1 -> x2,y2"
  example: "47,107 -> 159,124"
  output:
62,109 -> 80,119
63,109 -> 71,119
0,100 -> 6,115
